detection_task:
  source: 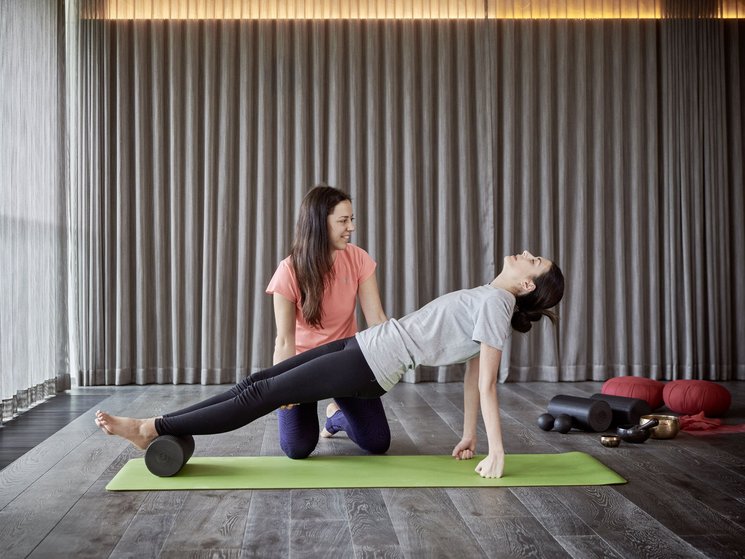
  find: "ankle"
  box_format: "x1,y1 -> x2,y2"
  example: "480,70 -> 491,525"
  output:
139,419 -> 158,441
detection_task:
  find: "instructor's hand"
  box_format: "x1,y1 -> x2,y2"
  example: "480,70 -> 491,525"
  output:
475,452 -> 504,478
279,403 -> 298,410
451,438 -> 476,461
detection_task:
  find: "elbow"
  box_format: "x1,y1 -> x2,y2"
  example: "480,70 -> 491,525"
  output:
273,336 -> 295,360
478,378 -> 498,394
365,312 -> 388,328
274,336 -> 289,351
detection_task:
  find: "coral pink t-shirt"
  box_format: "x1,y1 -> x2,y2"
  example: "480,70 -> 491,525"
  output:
266,244 -> 377,354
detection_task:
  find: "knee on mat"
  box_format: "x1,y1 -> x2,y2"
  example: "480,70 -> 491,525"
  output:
359,433 -> 391,455
280,440 -> 316,460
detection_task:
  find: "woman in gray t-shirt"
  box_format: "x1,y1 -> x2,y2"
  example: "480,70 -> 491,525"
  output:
96,251 -> 564,479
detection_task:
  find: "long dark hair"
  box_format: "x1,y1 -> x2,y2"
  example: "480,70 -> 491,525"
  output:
290,185 -> 352,328
511,262 -> 565,333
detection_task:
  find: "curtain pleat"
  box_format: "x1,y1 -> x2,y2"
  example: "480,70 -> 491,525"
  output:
725,22 -> 745,379
70,15 -> 745,386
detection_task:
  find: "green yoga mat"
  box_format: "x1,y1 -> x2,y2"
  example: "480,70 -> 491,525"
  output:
106,451 -> 625,491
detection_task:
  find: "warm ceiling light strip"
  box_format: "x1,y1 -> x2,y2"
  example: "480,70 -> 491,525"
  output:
87,0 -> 487,19
83,0 -> 745,20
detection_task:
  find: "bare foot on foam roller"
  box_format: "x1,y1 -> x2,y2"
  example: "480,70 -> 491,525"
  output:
95,410 -> 159,450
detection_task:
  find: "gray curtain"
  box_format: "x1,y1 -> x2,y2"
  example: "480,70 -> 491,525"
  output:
0,0 -> 71,413
70,12 -> 745,385
495,19 -> 745,381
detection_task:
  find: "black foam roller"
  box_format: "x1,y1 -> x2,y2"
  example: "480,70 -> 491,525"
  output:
145,435 -> 195,477
590,393 -> 651,427
547,395 -> 612,432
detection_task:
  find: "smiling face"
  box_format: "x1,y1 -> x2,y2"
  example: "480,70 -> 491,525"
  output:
327,200 -> 355,252
502,250 -> 553,294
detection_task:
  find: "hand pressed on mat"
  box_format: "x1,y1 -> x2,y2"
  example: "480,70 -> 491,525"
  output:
475,452 -> 505,479
451,437 -> 476,461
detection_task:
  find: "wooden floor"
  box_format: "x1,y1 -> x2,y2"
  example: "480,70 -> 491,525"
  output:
0,393 -> 110,469
1,381 -> 744,559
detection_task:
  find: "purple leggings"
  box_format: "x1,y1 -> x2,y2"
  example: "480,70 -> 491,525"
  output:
155,337 -> 388,441
278,396 -> 391,459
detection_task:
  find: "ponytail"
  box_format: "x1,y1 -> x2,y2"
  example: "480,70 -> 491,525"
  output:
511,262 -> 564,333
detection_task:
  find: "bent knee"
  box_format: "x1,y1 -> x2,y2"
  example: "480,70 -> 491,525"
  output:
280,441 -> 316,459
359,433 -> 391,455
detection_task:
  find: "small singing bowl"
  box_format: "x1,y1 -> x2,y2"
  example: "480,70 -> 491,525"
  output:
616,424 -> 652,443
600,435 -> 621,448
640,414 -> 680,439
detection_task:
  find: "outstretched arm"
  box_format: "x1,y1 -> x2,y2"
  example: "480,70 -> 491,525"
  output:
272,293 -> 297,365
272,293 -> 299,408
358,273 -> 387,327
474,342 -> 505,478
452,356 -> 480,460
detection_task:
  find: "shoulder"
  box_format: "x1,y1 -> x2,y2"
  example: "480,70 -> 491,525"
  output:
266,256 -> 299,296
471,286 -> 515,347
343,244 -> 375,262
472,285 -> 516,314
274,256 -> 296,277
339,244 -> 377,274
490,286 -> 516,304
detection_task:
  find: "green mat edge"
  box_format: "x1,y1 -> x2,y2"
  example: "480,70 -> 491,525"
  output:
106,451 -> 626,491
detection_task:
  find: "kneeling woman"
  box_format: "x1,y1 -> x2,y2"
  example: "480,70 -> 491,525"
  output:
96,251 -> 564,479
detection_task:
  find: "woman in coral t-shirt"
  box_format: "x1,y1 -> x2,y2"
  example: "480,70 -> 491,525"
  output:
266,186 -> 391,459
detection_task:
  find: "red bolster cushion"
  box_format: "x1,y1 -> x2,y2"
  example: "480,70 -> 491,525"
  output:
663,379 -> 731,417
601,376 -> 665,410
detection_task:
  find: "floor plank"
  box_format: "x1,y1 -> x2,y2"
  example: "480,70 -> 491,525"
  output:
344,488 -> 401,552
463,516 -> 572,558
382,487 -> 488,558
241,490 -> 290,559
160,490 -> 252,555
553,535 -> 625,559
0,394 -> 110,469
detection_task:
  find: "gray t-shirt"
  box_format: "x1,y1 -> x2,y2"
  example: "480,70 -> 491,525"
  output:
355,285 -> 516,391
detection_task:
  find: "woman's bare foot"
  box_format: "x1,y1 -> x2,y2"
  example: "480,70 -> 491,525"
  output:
95,410 -> 159,450
321,401 -> 341,438
95,413 -> 113,435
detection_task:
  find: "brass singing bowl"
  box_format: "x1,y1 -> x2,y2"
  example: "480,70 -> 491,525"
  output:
640,414 -> 680,439
600,435 -> 621,448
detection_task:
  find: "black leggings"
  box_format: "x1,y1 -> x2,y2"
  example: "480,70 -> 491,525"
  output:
155,337 -> 386,437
